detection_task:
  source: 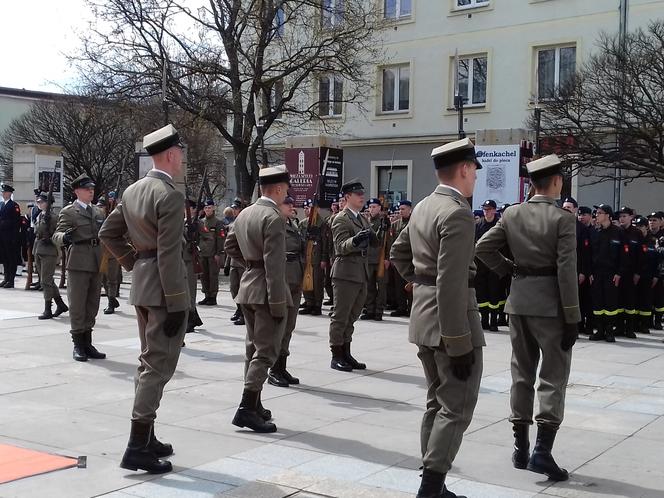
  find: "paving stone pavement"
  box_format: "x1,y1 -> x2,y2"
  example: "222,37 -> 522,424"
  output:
1,274 -> 663,497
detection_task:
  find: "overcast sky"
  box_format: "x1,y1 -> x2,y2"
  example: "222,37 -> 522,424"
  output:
0,0 -> 90,92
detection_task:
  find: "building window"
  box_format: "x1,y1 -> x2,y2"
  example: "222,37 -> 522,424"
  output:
456,55 -> 487,106
269,80 -> 284,118
384,0 -> 412,19
536,45 -> 576,100
381,64 -> 410,113
322,0 -> 343,28
455,0 -> 489,9
318,75 -> 343,117
377,165 -> 409,204
274,7 -> 285,36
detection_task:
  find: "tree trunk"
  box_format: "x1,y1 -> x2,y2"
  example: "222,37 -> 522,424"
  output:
233,146 -> 254,202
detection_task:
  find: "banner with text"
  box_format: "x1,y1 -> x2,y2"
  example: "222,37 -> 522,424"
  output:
285,147 -> 343,208
473,145 -> 520,210
34,154 -> 64,208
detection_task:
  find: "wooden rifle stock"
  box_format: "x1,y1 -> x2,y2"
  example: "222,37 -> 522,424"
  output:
58,248 -> 67,288
302,204 -> 319,292
24,237 -> 34,290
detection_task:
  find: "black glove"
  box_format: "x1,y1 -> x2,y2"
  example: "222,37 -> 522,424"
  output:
561,323 -> 578,351
164,311 -> 186,337
223,266 -> 230,276
306,226 -> 321,240
62,231 -> 74,246
450,350 -> 475,381
352,229 -> 370,247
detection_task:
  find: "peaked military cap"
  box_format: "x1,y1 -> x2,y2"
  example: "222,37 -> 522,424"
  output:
368,197 -> 381,206
399,200 -> 412,207
647,211 -> 664,219
632,216 -> 648,227
594,204 -> 614,217
482,199 -> 497,209
526,154 -> 564,181
499,203 -> 512,212
36,192 -> 49,202
143,124 -> 184,156
1,183 -> 15,193
431,137 -> 482,170
258,164 -> 290,186
563,197 -> 578,208
578,206 -> 592,215
341,178 -> 364,195
205,199 -> 215,206
618,206 -> 634,216
71,174 -> 95,189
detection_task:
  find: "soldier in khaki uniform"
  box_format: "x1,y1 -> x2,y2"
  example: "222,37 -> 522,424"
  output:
268,196 -> 303,387
99,124 -> 190,474
362,197 -> 388,321
34,192 -> 69,319
52,175 -> 106,362
299,199 -> 325,315
328,180 -> 385,372
388,200 -> 412,317
197,199 -> 225,306
98,198 -> 123,315
224,165 -> 292,433
322,199 -> 340,306
391,138 -> 485,498
184,200 -> 203,333
475,154 -> 580,482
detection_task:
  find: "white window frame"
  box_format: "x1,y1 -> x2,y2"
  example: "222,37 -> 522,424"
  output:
370,160 -> 413,201
455,54 -> 488,107
380,64 -> 410,114
268,80 -> 284,118
318,74 -> 344,117
384,0 -> 412,19
455,0 -> 490,10
535,44 -> 576,101
322,0 -> 343,28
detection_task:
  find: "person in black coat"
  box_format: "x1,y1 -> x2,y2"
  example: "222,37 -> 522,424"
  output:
0,184 -> 23,288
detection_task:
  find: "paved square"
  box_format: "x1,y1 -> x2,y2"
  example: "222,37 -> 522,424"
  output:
0,277 -> 663,497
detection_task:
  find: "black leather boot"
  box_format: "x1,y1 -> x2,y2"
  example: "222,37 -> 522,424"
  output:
589,317 -> 606,341
489,311 -> 499,332
512,423 -> 530,469
149,429 -> 173,458
257,391 -> 272,421
38,300 -> 53,320
120,420 -> 173,473
268,356 -> 290,387
654,313 -> 663,331
72,334 -> 87,362
198,296 -> 211,306
497,312 -> 508,327
416,468 -> 444,498
330,345 -> 353,372
604,318 -> 616,343
343,342 -> 366,370
230,308 -> 241,321
480,310 -> 490,330
527,424 -> 569,481
281,355 -> 299,385
624,315 -> 637,338
53,295 -> 69,317
639,315 -> 650,334
232,390 -> 277,433
192,308 -> 203,327
85,330 -> 106,359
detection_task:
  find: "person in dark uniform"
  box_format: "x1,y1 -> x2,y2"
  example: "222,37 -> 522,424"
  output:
648,211 -> 664,330
299,199 -> 326,316
474,199 -> 503,331
617,206 -> 644,338
0,184 -> 22,288
562,199 -> 593,335
632,216 -> 658,334
362,197 -> 388,321
268,196 -> 303,387
322,200 -> 339,306
589,204 -> 628,343
388,200 -> 413,317
184,200 -> 203,334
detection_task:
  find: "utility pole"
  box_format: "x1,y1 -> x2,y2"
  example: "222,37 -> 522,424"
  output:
615,0 -> 629,208
454,50 -> 466,139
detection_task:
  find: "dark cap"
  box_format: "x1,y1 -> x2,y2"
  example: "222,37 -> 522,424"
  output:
526,154 -> 564,181
647,211 -> 664,219
341,178 -> 365,195
368,198 -> 381,206
143,124 -> 184,156
258,165 -> 290,186
594,204 -> 614,216
618,206 -> 634,216
482,199 -> 497,209
499,203 -> 512,212
71,174 -> 96,190
205,199 -> 215,207
563,197 -> 578,208
578,206 -> 592,215
399,200 -> 412,207
1,183 -> 14,193
431,138 -> 482,170
632,216 -> 648,227
36,192 -> 49,202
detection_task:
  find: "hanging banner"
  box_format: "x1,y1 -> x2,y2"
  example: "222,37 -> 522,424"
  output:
34,154 -> 64,208
319,147 -> 343,208
473,145 -> 520,209
285,147 -> 343,208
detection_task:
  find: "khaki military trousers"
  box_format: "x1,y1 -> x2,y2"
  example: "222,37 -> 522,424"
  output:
303,262 -> 324,308
229,267 -> 243,299
67,270 -> 102,336
282,288 -> 303,356
329,278 -> 367,346
200,256 -> 220,298
35,253 -> 60,300
185,259 -> 197,309
102,258 -> 121,298
241,303 -> 286,392
418,345 -> 483,474
132,306 -> 188,422
365,263 -> 386,314
509,314 -> 572,428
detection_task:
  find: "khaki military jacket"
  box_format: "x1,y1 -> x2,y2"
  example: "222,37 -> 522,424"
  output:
321,212 -> 337,263
330,208 -> 379,284
98,170 -> 190,313
390,185 -> 485,356
198,215 -> 225,258
53,201 -> 104,272
285,218 -> 304,292
224,198 -> 292,317
34,211 -> 58,257
475,194 -> 580,324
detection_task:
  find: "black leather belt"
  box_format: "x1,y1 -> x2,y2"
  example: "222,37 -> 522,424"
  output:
74,238 -> 100,247
137,249 -> 158,259
513,265 -> 557,277
413,274 -> 475,288
286,253 -> 300,262
246,260 -> 264,269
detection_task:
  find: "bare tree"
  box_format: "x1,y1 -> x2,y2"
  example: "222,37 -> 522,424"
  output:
73,0 -> 384,200
531,21 -> 664,182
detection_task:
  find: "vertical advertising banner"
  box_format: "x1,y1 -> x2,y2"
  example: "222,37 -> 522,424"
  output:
473,145 -> 520,209
285,147 -> 343,208
34,154 -> 64,208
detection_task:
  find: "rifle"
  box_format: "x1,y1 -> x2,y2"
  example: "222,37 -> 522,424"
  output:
186,168 -> 208,275
58,247 -> 67,288
302,149 -> 329,292
376,150 -> 395,279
